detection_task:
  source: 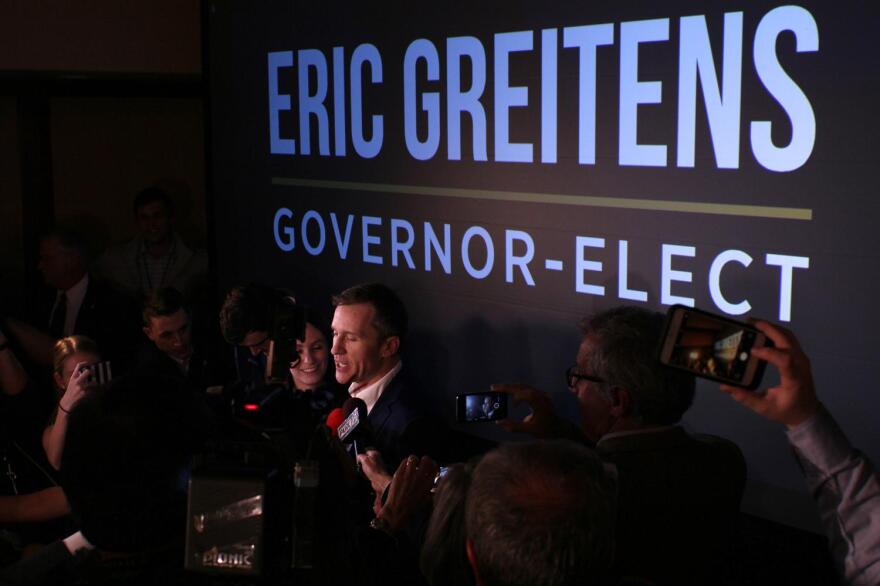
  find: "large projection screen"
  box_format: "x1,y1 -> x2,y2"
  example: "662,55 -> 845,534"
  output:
207,1 -> 880,530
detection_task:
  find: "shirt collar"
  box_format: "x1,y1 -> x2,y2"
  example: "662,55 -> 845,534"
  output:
349,360 -> 402,414
63,273 -> 89,299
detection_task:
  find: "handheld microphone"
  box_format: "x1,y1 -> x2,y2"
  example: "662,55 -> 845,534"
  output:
325,408 -> 346,439
338,398 -> 371,455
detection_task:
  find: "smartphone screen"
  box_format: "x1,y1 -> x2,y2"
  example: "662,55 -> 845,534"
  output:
659,305 -> 768,389
455,392 -> 508,423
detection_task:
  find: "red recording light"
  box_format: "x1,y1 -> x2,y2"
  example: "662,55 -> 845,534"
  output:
243,403 -> 260,412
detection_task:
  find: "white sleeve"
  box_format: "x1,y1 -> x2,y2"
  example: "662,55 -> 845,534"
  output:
787,406 -> 880,586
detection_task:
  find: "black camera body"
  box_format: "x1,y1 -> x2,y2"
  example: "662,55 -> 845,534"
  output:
266,297 -> 307,385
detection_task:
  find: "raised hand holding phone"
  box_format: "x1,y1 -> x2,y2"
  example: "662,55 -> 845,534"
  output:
59,361 -> 92,415
455,391 -> 508,423
719,320 -> 819,429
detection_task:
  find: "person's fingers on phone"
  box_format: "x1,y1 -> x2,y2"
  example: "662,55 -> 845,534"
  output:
507,384 -> 554,415
720,383 -> 767,412
496,418 -> 526,433
752,344 -> 810,385
69,361 -> 89,382
749,345 -> 788,369
718,383 -> 737,396
490,383 -> 531,408
753,320 -> 799,351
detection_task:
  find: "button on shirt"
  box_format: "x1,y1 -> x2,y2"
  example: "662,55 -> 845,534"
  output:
348,361 -> 402,414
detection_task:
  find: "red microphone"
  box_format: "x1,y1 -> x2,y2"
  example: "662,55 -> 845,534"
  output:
325,407 -> 346,439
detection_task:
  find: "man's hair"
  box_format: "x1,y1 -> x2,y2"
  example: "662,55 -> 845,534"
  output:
465,440 -> 616,586
133,186 -> 174,216
61,374 -> 200,552
142,287 -> 187,326
219,283 -> 280,344
579,306 -> 695,425
421,461 -> 477,586
331,282 -> 407,340
41,226 -> 90,261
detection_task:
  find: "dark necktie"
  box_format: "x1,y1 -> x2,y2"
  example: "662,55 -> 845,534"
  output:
49,292 -> 67,339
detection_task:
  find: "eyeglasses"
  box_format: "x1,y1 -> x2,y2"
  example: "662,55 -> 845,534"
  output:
565,365 -> 605,388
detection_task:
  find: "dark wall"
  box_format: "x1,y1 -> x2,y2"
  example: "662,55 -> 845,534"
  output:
207,0 -> 880,532
0,1 -> 205,313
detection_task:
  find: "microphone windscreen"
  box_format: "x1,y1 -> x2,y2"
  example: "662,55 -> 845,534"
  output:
342,397 -> 367,417
325,408 -> 346,439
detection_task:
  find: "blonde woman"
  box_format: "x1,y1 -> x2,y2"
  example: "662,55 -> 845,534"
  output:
43,336 -> 101,470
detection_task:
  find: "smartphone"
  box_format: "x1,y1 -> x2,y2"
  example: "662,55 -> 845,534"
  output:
455,392 -> 508,423
78,361 -> 113,386
659,305 -> 769,390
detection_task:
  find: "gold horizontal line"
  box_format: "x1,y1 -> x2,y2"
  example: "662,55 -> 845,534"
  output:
271,177 -> 813,221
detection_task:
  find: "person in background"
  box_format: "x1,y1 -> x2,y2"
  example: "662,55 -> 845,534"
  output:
420,461 -> 477,586
0,327 -> 71,562
287,310 -> 346,425
721,320 -> 880,586
218,283 -> 282,392
96,186 -> 208,303
495,306 -> 745,585
464,440 -> 617,586
0,374 -> 200,585
8,228 -> 138,371
42,336 -> 101,470
135,287 -> 223,394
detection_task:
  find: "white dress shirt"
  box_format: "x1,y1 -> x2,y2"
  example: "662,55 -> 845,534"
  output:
348,360 -> 402,414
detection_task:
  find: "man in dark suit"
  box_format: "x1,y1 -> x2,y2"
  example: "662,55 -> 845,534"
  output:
11,228 -> 139,370
330,283 -> 446,475
495,306 -> 746,586
134,287 -> 220,392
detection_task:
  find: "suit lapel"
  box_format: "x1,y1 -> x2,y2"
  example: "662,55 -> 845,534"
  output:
368,371 -> 402,435
74,278 -> 98,334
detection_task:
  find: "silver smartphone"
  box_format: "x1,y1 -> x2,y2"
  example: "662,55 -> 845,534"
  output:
659,305 -> 769,390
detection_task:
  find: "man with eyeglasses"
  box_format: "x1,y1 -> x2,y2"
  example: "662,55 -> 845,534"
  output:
493,306 -> 746,586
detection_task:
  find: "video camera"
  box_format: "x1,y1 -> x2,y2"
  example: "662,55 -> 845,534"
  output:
265,295 -> 306,385
211,291 -> 308,425
188,295 -> 370,584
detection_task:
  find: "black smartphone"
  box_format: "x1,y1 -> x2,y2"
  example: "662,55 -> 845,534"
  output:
455,392 -> 508,423
659,305 -> 769,390
78,361 -> 113,386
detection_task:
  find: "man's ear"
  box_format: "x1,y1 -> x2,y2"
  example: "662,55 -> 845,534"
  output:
465,538 -> 483,586
380,335 -> 400,358
609,387 -> 634,418
142,325 -> 155,342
